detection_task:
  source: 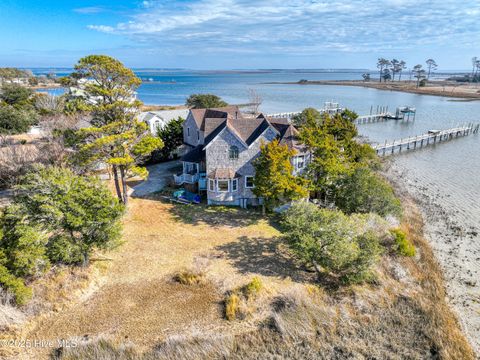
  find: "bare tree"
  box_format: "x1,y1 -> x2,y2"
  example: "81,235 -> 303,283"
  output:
425,59 -> 438,80
248,88 -> 263,116
35,94 -> 65,114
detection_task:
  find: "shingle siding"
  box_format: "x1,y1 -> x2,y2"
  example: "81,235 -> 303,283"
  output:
183,113 -> 204,146
206,127 -> 277,204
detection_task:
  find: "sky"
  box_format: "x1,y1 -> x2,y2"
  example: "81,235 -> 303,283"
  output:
0,0 -> 479,70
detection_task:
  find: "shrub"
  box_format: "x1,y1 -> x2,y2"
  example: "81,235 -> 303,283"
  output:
0,216 -> 50,278
173,270 -> 204,285
282,202 -> 385,284
225,293 -> 240,321
334,168 -> 402,217
0,105 -> 37,135
391,228 -> 415,257
9,166 -> 124,266
46,235 -> 84,265
244,277 -> 263,299
0,265 -> 32,305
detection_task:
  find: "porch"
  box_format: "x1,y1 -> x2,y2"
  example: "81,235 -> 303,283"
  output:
173,161 -> 207,190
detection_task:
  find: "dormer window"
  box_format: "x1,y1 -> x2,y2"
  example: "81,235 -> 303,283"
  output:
229,146 -> 239,160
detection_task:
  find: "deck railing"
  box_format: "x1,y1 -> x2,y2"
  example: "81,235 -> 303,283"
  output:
174,173 -> 199,185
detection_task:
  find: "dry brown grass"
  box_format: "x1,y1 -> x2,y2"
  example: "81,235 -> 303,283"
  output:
9,196 -> 474,359
397,196 -> 475,359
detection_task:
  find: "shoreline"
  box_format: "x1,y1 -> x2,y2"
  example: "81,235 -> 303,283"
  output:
384,161 -> 480,355
263,80 -> 480,100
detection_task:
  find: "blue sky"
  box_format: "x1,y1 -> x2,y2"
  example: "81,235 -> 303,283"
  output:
0,0 -> 479,70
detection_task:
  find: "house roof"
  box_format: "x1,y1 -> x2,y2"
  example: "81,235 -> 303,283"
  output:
207,168 -> 239,179
190,106 -> 242,131
186,108 -> 303,153
139,109 -> 189,124
181,145 -> 205,163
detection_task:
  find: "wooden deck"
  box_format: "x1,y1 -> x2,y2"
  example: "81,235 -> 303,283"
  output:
373,124 -> 480,156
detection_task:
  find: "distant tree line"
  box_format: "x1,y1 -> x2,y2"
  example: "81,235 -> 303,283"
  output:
362,58 -> 438,88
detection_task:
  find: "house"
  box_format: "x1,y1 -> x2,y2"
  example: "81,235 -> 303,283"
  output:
67,78 -> 137,106
174,106 -> 309,208
138,109 -> 189,134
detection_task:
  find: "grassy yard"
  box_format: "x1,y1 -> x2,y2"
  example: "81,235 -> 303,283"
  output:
17,197 -> 290,358
8,195 -> 474,359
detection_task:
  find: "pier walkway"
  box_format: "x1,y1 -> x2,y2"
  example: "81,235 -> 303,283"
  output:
373,124 -> 480,156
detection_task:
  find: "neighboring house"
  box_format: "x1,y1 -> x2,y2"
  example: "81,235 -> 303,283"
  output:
174,106 -> 309,208
138,109 -> 189,134
67,78 -> 137,106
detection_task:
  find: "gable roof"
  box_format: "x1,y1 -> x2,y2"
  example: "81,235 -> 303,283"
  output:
187,107 -> 304,152
181,145 -> 205,163
190,106 -> 242,131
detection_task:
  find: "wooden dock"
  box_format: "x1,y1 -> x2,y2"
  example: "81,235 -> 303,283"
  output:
373,123 -> 480,156
354,112 -> 391,124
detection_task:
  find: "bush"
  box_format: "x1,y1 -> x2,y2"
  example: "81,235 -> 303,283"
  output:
0,219 -> 49,278
282,202 -> 385,284
334,168 -> 402,217
225,293 -> 240,321
46,235 -> 84,265
0,83 -> 33,106
244,277 -> 263,299
0,105 -> 36,135
0,265 -> 32,305
391,229 -> 415,257
173,270 -> 205,285
9,166 -> 124,266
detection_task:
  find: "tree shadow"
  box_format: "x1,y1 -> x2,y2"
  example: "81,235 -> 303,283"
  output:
215,235 -> 316,283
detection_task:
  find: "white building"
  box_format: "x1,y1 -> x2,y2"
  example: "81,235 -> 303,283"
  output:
139,109 -> 189,134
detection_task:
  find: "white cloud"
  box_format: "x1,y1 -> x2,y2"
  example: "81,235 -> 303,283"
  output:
86,0 -> 480,56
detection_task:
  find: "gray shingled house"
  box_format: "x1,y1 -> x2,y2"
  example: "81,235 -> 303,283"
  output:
174,106 -> 309,207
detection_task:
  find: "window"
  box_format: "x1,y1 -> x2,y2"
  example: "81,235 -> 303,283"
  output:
208,179 -> 215,191
245,176 -> 254,188
232,179 -> 238,192
217,180 -> 229,192
229,146 -> 239,160
154,119 -> 161,130
296,155 -> 305,169
187,127 -> 190,136
197,130 -> 200,141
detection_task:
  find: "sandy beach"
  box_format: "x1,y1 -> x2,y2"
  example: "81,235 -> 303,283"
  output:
386,161 -> 480,355
267,79 -> 480,100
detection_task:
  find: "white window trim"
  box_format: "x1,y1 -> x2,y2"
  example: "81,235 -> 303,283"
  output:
208,179 -> 215,192
217,179 -> 230,193
232,179 -> 238,192
296,155 -> 305,169
245,176 -> 254,189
